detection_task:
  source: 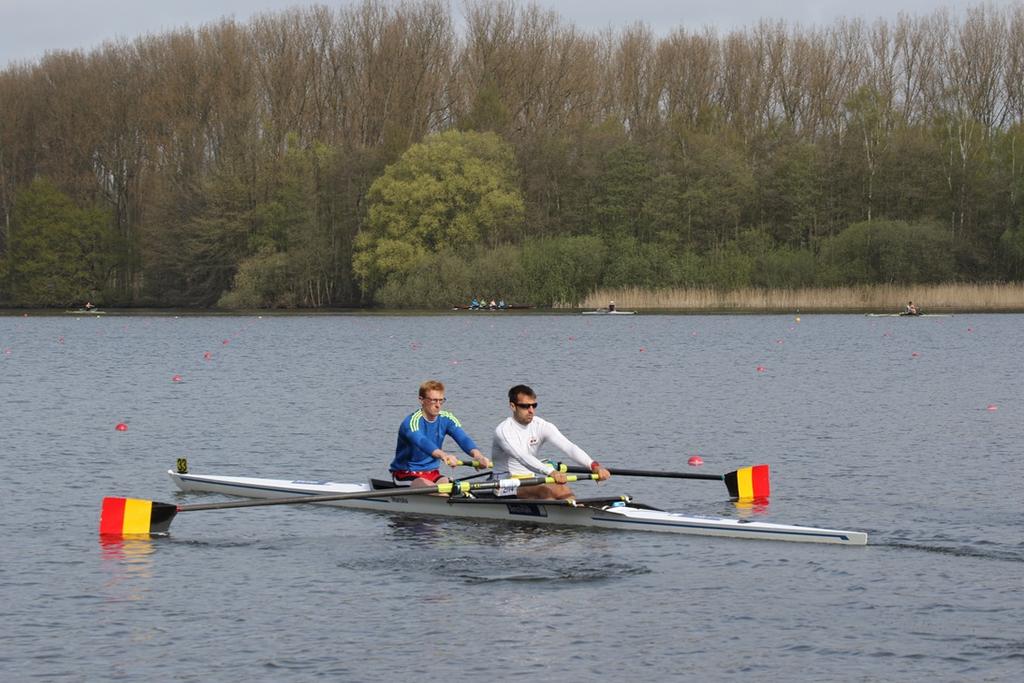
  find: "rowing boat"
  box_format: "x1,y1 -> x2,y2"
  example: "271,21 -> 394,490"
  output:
864,313 -> 950,317
167,470 -> 868,545
582,310 -> 636,315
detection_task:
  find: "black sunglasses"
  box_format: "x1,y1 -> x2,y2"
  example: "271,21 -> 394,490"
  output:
514,402 -> 538,409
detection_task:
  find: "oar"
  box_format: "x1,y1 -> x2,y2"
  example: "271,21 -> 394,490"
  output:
453,459 -> 490,469
556,463 -> 770,499
99,473 -> 599,537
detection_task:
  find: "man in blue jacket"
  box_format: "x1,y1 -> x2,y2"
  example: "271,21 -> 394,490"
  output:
389,380 -> 491,487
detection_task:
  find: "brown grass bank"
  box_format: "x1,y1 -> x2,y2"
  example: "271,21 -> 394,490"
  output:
568,283 -> 1024,312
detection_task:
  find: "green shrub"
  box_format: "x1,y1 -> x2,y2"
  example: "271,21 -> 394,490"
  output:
820,219 -> 956,284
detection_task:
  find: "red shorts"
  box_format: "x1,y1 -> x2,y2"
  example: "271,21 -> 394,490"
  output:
392,469 -> 443,483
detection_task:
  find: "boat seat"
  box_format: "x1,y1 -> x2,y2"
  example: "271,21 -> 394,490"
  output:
370,478 -> 408,490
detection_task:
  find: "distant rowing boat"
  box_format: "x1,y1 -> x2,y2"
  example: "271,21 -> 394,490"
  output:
865,313 -> 951,318
582,309 -> 636,315
452,305 -> 532,311
167,470 -> 868,545
65,309 -> 106,315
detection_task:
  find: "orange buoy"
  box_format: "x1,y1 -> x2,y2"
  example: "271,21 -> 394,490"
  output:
115,423 -> 128,431
688,455 -> 704,466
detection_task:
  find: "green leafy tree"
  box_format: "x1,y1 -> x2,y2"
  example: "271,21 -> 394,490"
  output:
602,236 -> 690,289
675,132 -> 756,250
5,178 -> 113,306
459,79 -> 512,134
142,171 -> 251,306
521,235 -> 606,305
820,220 -> 956,285
590,141 -> 654,242
221,140 -> 340,308
354,130 -> 524,298
216,247 -> 292,308
757,137 -> 823,246
997,227 -> 1024,279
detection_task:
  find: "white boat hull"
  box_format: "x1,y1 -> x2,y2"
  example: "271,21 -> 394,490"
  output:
865,313 -> 950,317
582,310 -> 636,315
168,471 -> 868,545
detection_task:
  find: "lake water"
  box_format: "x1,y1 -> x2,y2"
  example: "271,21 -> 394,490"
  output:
1,311 -> 1021,681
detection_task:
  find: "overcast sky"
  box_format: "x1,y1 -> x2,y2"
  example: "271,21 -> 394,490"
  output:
0,1 -> 1010,68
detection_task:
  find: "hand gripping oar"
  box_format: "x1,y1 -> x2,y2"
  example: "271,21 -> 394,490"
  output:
556,463 -> 770,500
99,473 -> 599,537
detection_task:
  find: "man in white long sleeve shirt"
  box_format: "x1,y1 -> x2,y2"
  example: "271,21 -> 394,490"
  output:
491,384 -> 611,500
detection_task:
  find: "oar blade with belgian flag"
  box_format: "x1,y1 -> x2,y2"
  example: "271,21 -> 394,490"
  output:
100,497 -> 179,536
722,464 -> 770,500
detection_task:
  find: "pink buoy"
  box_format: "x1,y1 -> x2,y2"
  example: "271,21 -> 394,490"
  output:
639,347 -> 646,352
222,339 -> 230,345
756,365 -> 767,373
911,351 -> 920,358
172,374 -> 183,382
203,351 -> 212,360
115,423 -> 128,432
688,455 -> 704,466
987,404 -> 998,411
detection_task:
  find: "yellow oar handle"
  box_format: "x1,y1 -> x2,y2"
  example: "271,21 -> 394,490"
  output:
453,459 -> 489,469
509,472 -> 598,482
437,473 -> 596,495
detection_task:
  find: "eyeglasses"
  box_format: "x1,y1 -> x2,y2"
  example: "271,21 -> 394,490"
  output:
514,402 -> 538,409
421,397 -> 446,404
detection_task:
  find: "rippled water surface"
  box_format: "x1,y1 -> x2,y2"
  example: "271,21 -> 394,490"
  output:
2,312 -> 1022,681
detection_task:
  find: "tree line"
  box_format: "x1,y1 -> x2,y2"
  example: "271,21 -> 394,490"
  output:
1,0 -> 1023,308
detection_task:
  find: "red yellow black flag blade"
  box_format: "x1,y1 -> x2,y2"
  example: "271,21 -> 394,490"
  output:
723,464 -> 770,500
99,497 -> 178,536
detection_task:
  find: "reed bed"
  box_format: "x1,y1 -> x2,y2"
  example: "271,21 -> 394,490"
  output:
568,283 -> 1024,312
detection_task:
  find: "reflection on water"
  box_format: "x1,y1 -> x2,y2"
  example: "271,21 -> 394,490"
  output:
99,534 -> 157,563
733,497 -> 771,516
385,514 -> 448,543
99,535 -> 156,597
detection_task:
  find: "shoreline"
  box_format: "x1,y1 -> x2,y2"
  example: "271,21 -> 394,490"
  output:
4,283 -> 1024,315
4,306 -> 1024,316
569,283 -> 1024,313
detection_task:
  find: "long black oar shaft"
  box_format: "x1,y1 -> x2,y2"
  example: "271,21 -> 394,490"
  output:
557,463 -> 770,499
179,485 -> 440,511
100,474 -> 598,536
558,465 -> 723,481
179,473 -> 596,511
